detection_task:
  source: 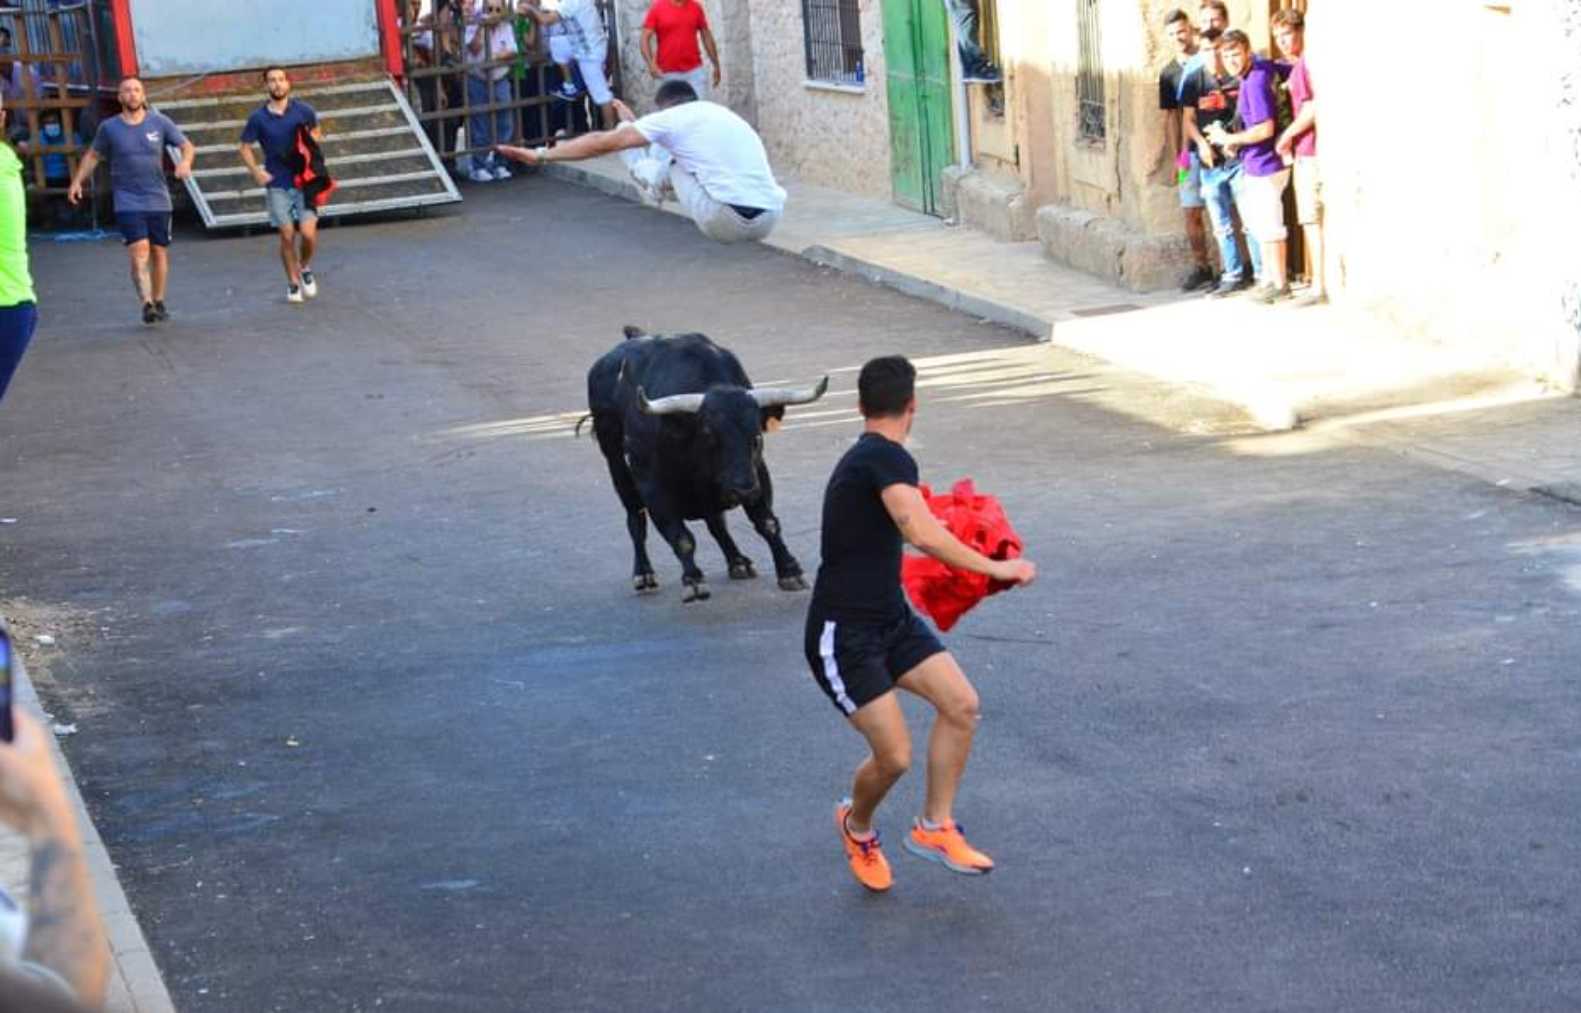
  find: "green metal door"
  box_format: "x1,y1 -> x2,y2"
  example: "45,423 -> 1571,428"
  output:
882,0 -> 955,215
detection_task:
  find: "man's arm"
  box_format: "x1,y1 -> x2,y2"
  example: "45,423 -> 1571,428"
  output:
641,27 -> 661,76
1275,100 -> 1315,158
1182,106 -> 1215,168
64,148 -> 98,205
496,122 -> 649,165
0,710 -> 109,1006
881,484 -> 1036,585
173,138 -> 196,180
700,26 -> 721,86
238,141 -> 270,188
518,3 -> 562,27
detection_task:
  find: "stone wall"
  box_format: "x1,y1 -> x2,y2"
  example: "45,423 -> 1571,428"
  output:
611,0 -> 756,120
741,0 -> 893,201
1308,0 -> 1576,383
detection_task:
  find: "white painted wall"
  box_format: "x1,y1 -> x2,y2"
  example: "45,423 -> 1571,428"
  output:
129,0 -> 380,77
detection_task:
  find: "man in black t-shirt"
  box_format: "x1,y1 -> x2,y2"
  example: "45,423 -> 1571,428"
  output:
1158,8 -> 1213,291
805,356 -> 1036,893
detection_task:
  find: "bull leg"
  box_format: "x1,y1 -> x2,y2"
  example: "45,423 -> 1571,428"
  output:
648,511 -> 711,602
741,482 -> 807,592
594,418 -> 658,592
704,512 -> 756,580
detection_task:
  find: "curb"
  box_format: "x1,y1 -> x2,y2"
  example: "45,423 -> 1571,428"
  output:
14,666 -> 176,1013
798,244 -> 1054,343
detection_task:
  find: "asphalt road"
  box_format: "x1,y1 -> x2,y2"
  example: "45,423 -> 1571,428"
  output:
4,178 -> 1580,1012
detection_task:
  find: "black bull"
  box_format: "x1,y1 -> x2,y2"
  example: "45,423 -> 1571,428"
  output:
582,327 -> 828,603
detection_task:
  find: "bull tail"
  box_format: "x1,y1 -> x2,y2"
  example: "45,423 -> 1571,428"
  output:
573,412 -> 594,437
622,325 -> 646,340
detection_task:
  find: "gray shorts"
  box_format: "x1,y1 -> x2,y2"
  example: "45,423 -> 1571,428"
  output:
266,187 -> 316,229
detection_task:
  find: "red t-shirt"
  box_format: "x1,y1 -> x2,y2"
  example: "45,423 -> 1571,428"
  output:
643,0 -> 709,74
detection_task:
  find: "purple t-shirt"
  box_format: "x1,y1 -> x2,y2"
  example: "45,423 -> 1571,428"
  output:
1288,57 -> 1317,157
1235,58 -> 1284,177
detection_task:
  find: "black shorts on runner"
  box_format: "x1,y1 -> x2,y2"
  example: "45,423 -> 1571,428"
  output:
116,211 -> 172,247
804,606 -> 946,717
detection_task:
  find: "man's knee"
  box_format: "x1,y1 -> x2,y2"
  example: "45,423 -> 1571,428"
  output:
278,226 -> 297,243
938,686 -> 981,729
874,742 -> 911,779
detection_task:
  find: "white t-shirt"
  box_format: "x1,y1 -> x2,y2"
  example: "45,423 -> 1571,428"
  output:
463,20 -> 518,80
553,0 -> 607,60
634,101 -> 787,213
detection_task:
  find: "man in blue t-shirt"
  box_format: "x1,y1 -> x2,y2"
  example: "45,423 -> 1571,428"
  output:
239,67 -> 323,305
66,76 -> 195,325
805,356 -> 1036,893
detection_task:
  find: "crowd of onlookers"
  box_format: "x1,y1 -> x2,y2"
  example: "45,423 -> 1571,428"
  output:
400,0 -> 720,184
1159,2 -> 1324,308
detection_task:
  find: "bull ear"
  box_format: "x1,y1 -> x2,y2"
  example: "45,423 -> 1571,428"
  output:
622,325 -> 646,340
751,375 -> 829,409
636,386 -> 706,415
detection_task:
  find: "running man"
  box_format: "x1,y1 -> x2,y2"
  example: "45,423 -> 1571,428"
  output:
67,77 -> 195,325
238,67 -> 323,304
496,80 -> 786,244
806,356 -> 1036,892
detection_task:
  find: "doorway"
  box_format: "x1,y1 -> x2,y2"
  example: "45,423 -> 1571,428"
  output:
882,0 -> 955,215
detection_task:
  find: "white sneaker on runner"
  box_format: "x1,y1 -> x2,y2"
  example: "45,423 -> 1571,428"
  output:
287,284 -> 304,304
300,269 -> 318,299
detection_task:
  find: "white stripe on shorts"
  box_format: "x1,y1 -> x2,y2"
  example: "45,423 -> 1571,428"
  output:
819,620 -> 857,716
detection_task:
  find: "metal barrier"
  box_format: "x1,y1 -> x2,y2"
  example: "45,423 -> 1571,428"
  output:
1,0 -> 116,194
396,0 -> 622,164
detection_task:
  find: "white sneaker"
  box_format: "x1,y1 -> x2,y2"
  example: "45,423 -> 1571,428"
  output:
469,167 -> 495,183
300,269 -> 318,299
287,284 -> 304,304
492,163 -> 512,181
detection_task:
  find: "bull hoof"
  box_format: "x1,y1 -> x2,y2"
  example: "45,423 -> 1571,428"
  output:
632,572 -> 659,593
728,559 -> 758,580
777,574 -> 809,592
682,581 -> 712,603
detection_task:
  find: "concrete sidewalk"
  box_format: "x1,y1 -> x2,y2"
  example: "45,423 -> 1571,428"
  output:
1,648 -> 174,1013
542,156 -> 1549,431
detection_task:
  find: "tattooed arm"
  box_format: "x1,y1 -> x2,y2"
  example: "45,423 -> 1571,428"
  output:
0,709 -> 108,1007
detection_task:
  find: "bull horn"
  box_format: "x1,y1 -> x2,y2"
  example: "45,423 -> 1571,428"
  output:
751,375 -> 830,409
636,386 -> 705,415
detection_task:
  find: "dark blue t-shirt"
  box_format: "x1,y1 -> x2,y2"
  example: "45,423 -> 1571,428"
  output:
811,433 -> 920,624
240,100 -> 318,189
90,112 -> 187,213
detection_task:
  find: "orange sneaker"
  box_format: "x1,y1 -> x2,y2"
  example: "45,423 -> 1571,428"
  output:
835,799 -> 892,892
903,819 -> 994,875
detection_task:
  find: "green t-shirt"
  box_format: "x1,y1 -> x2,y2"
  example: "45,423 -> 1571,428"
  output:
0,145 -> 36,307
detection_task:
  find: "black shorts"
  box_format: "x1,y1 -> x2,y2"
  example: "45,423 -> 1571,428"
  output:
804,606 -> 945,717
116,211 -> 172,248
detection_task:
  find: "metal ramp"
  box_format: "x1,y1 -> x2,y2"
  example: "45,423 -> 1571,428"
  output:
155,78 -> 461,229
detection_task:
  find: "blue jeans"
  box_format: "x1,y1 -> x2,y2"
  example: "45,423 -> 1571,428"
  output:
466,76 -> 514,157
1201,159 -> 1263,282
0,302 -> 38,403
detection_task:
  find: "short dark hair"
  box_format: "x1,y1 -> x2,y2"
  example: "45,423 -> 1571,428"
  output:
263,65 -> 289,82
858,356 -> 916,419
1217,28 -> 1251,49
654,79 -> 698,109
1198,0 -> 1228,16
1163,8 -> 1190,27
1271,9 -> 1305,30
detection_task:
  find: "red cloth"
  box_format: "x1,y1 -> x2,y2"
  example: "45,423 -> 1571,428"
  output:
643,0 -> 709,73
900,479 -> 1023,632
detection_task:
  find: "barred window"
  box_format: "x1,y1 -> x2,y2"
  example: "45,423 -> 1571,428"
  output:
802,0 -> 865,86
1076,0 -> 1105,141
